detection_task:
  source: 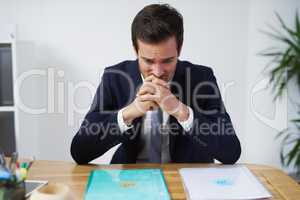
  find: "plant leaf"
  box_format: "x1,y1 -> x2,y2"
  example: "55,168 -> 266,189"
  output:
286,140 -> 300,166
275,128 -> 288,139
291,119 -> 300,123
275,12 -> 299,41
295,11 -> 300,37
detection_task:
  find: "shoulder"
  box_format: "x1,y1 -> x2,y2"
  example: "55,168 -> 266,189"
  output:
105,60 -> 136,73
178,60 -> 215,79
100,60 -> 137,80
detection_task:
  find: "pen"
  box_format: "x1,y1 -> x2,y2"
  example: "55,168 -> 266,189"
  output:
0,152 -> 7,169
21,162 -> 28,169
27,156 -> 35,170
9,152 -> 18,174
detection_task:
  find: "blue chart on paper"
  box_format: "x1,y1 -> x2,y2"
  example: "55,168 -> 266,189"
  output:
84,168 -> 171,200
214,178 -> 234,186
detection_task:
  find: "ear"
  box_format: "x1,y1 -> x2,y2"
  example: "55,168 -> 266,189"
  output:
133,45 -> 138,57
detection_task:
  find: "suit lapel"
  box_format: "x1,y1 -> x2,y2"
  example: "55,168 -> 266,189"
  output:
128,59 -> 143,101
168,60 -> 186,162
127,59 -> 143,122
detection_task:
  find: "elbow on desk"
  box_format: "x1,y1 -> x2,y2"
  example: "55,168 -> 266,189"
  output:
70,135 -> 90,165
218,139 -> 242,165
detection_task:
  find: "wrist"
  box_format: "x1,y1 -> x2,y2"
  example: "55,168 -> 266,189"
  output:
122,104 -> 138,125
173,102 -> 189,122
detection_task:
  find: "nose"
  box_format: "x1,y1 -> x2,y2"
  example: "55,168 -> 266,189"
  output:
152,64 -> 164,77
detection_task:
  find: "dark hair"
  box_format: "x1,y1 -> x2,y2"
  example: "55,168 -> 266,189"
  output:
131,4 -> 184,53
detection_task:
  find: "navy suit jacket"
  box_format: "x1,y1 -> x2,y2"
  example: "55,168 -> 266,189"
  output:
71,60 -> 241,164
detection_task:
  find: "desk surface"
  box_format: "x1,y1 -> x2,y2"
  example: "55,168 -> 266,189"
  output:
27,160 -> 300,200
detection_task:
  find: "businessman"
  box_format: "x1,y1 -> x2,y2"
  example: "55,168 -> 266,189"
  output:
71,4 -> 241,164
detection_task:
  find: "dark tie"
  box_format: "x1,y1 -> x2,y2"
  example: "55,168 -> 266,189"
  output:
148,109 -> 163,163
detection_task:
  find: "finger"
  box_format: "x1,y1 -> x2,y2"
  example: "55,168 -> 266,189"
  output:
137,83 -> 157,96
148,100 -> 159,109
145,75 -> 170,89
148,102 -> 159,111
139,94 -> 157,102
137,82 -> 160,96
138,89 -> 153,96
144,75 -> 155,82
152,78 -> 169,88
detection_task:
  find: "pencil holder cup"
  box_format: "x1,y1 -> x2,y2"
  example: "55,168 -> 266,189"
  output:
0,180 -> 25,200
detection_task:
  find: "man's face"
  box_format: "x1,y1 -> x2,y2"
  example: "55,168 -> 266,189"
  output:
136,36 -> 179,82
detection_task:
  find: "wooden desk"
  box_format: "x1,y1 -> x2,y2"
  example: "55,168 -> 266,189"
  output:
27,160 -> 300,200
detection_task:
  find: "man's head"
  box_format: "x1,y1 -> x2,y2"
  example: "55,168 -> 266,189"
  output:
131,4 -> 184,81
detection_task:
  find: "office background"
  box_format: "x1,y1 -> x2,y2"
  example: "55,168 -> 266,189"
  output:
0,0 -> 299,171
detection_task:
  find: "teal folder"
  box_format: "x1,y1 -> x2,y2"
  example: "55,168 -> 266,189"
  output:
84,168 -> 171,200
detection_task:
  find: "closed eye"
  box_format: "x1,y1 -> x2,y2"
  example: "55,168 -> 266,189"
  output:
145,59 -> 154,65
141,57 -> 154,65
162,59 -> 174,64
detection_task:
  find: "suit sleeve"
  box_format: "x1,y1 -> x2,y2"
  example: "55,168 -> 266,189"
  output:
186,68 -> 241,164
70,69 -> 130,164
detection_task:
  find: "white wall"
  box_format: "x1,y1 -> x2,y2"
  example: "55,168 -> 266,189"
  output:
244,0 -> 300,170
0,0 -> 299,169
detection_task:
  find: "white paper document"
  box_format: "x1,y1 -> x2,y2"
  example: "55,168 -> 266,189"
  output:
179,165 -> 272,200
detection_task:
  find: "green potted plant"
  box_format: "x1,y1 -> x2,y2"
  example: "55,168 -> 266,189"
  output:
260,12 -> 300,179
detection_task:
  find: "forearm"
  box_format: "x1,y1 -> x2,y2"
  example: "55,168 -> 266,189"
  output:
184,111 -> 241,164
70,112 -> 125,164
